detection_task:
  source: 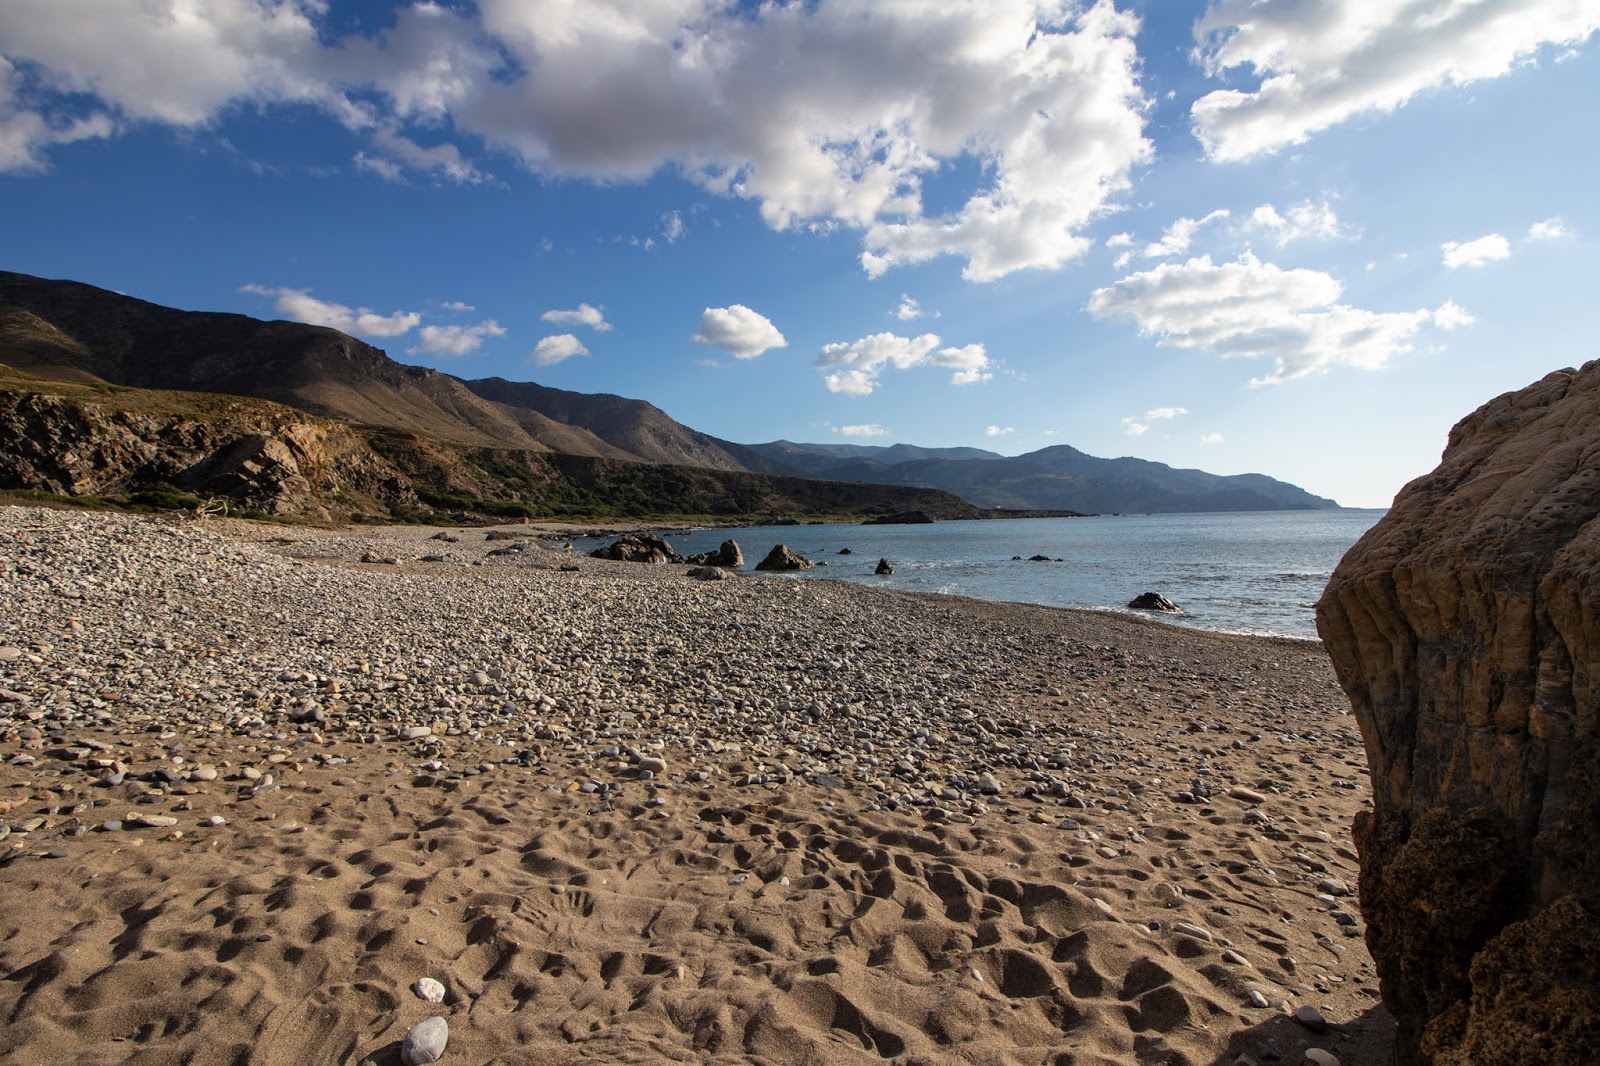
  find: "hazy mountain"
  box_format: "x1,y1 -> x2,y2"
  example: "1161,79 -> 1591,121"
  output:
748,440 -> 1339,512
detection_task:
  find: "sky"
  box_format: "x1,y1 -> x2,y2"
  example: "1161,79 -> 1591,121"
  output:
2,1 -> 1598,508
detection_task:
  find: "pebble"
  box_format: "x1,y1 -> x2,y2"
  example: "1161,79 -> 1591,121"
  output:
1317,877 -> 1351,897
413,978 -> 446,1003
1150,882 -> 1183,907
1293,1004 -> 1329,1033
1303,1051 -> 1339,1066
1248,989 -> 1270,1008
401,1016 -> 449,1065
1173,922 -> 1213,943
1228,785 -> 1267,804
399,726 -> 433,740
0,646 -> 22,662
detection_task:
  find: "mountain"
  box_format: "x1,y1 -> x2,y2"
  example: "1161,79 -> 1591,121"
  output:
746,441 -> 1339,512
0,269 -> 1337,516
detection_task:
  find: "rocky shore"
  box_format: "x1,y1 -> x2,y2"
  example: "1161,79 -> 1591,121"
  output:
0,506 -> 1392,1065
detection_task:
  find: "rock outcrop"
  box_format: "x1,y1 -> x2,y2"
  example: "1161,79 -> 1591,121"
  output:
755,544 -> 812,571
875,558 -> 894,575
589,533 -> 674,564
684,539 -> 743,568
1127,592 -> 1180,613
1316,364 -> 1600,1065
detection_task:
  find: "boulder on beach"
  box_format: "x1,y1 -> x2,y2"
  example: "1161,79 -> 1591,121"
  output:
875,558 -> 894,575
1127,592 -> 1181,613
684,539 -> 743,568
589,533 -> 673,564
1317,363 -> 1600,1066
755,544 -> 812,571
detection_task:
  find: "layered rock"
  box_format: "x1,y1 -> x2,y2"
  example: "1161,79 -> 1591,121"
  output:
684,539 -> 743,568
1316,364 -> 1600,1064
588,533 -> 674,564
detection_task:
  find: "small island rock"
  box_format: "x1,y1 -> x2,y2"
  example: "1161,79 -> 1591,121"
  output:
755,544 -> 813,571
1127,592 -> 1181,613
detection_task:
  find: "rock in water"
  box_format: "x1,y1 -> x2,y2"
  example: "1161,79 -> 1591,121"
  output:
875,558 -> 894,575
401,1016 -> 448,1064
754,544 -> 812,571
684,539 -> 743,568
1127,592 -> 1181,613
1317,364 -> 1600,1066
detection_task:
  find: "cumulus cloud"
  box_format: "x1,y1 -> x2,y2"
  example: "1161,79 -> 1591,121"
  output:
541,303 -> 612,332
985,425 -> 1015,437
1105,232 -> 1134,248
691,304 -> 787,359
1249,200 -> 1343,244
893,295 -> 926,321
814,333 -> 992,395
532,333 -> 588,366
1191,0 -> 1600,161
834,423 -> 889,438
1433,300 -> 1477,330
1087,253 -> 1458,385
410,320 -> 506,357
1442,233 -> 1512,268
239,284 -> 420,337
1122,406 -> 1189,435
1143,210 -> 1230,259
1529,217 -> 1570,240
0,0 -> 1156,280
1199,432 -> 1225,446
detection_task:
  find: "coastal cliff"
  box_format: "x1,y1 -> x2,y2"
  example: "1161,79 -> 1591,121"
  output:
1317,364 -> 1600,1063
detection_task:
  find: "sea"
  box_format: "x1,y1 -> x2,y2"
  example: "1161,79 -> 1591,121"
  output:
574,510 -> 1386,640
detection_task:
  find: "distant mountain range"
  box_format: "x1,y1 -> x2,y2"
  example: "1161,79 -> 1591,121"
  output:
0,270 -> 1337,518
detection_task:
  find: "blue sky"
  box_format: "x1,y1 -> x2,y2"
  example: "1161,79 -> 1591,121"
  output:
2,1 -> 1597,508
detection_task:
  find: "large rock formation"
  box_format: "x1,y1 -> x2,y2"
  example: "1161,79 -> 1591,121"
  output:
1316,365 -> 1600,1064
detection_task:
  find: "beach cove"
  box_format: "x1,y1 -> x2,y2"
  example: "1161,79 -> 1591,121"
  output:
0,507 -> 1391,1065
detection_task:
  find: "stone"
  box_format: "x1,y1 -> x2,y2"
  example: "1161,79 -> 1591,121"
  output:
1150,881 -> 1183,907
1317,364 -> 1600,1066
399,725 -> 432,740
1293,1004 -> 1328,1033
589,534 -> 673,564
401,1016 -> 449,1065
1127,592 -> 1181,613
0,646 -> 22,662
686,566 -> 728,581
1228,785 -> 1266,804
1173,922 -> 1212,942
683,539 -> 743,568
754,544 -> 812,571
1316,877 -> 1350,897
1304,1051 -> 1340,1066
875,558 -> 894,575
413,977 -> 446,1003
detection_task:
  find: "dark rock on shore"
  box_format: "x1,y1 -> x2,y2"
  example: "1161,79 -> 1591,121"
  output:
1317,363 -> 1600,1065
755,544 -> 812,571
590,533 -> 673,564
1127,593 -> 1181,613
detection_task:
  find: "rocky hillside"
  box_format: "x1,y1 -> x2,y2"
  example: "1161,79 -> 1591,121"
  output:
0,366 -> 999,523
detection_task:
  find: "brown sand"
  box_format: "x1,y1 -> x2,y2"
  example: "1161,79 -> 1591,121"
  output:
0,510 -> 1392,1065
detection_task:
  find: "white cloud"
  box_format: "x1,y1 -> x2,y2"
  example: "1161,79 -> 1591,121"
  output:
1199,432 -> 1225,446
355,125 -> 488,184
1105,232 -> 1134,248
532,333 -> 588,366
1191,0 -> 1600,161
1249,200 -> 1343,244
834,423 -> 889,438
410,320 -> 506,357
541,303 -> 613,332
1143,210 -> 1230,259
1433,300 -> 1477,330
1087,252 -> 1458,385
815,333 -> 991,395
440,300 -> 475,313
0,57 -> 115,171
661,210 -> 686,244
1442,233 -> 1512,269
985,425 -> 1015,437
691,304 -> 787,359
1122,406 -> 1189,436
893,295 -> 925,321
239,284 -> 420,338
1529,217 -> 1570,240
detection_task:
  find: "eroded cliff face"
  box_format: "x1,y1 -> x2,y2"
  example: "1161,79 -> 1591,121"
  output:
0,389 -> 414,519
1317,364 -> 1600,1064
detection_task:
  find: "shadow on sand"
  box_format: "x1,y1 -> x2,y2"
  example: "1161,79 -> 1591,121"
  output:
1208,1001 -> 1396,1065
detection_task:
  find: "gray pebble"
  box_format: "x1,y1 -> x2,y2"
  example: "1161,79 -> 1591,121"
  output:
401,1016 -> 449,1065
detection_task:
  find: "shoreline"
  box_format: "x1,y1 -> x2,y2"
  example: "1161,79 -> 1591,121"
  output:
0,506 -> 1391,1065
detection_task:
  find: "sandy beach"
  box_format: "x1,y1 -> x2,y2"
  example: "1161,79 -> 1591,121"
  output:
0,507 -> 1392,1065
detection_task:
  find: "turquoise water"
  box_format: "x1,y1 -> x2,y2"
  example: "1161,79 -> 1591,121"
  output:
578,510 -> 1386,639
